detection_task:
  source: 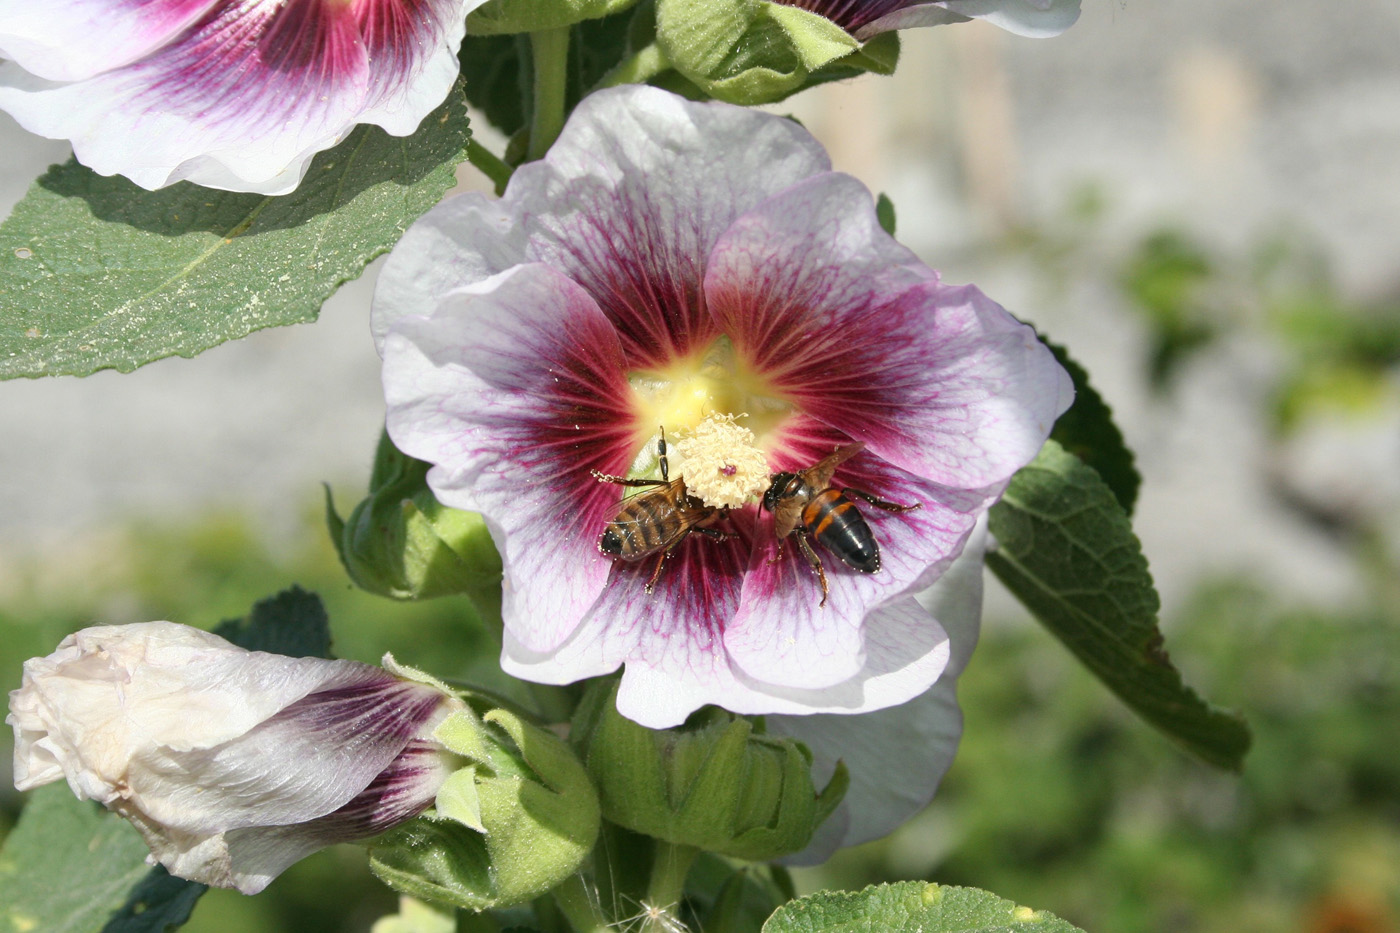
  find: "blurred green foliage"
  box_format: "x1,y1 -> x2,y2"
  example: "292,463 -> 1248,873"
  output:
797,579 -> 1400,933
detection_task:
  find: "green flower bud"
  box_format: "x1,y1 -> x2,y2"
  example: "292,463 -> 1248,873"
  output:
369,694 -> 601,911
655,0 -> 898,105
326,431 -> 502,604
468,0 -> 642,35
571,680 -> 847,861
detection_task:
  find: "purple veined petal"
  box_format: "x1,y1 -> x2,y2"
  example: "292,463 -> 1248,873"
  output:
506,578 -> 950,728
860,0 -> 1082,40
0,0 -> 219,82
706,171 -> 1072,490
769,523 -> 985,861
561,511 -> 755,728
372,193 -> 529,353
497,85 -> 831,368
214,739 -> 454,894
724,416 -> 990,691
0,0 -> 478,193
383,264 -> 638,655
10,622 -> 395,796
128,674 -> 448,835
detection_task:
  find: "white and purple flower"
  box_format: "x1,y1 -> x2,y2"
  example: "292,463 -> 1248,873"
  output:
375,85 -> 1072,731
774,0 -> 1081,40
0,0 -> 488,193
8,622 -> 461,893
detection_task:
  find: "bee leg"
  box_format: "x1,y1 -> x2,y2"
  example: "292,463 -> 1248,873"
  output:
794,535 -> 830,608
591,471 -> 666,488
767,538 -> 787,565
843,488 -> 922,514
644,549 -> 671,594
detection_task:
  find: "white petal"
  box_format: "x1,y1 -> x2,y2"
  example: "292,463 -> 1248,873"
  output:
769,522 -> 986,860
861,0 -> 1081,39
0,0 -> 218,82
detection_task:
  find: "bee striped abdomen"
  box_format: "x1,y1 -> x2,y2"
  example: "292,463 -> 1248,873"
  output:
803,489 -> 881,573
601,486 -> 686,559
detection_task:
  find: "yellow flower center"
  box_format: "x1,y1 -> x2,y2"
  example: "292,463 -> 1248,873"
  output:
625,338 -> 792,508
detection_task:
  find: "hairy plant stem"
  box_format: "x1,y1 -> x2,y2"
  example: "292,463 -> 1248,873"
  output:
595,43 -> 670,90
466,139 -> 513,194
528,27 -> 571,161
642,842 -> 699,932
551,873 -> 613,933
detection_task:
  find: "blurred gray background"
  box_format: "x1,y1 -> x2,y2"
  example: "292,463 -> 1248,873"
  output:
2,0 -> 1397,611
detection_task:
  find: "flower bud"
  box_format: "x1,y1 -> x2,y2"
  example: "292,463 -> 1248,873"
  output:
655,0 -> 899,105
7,623 -> 464,894
369,681 -> 600,910
571,680 -> 847,861
326,431 -> 502,604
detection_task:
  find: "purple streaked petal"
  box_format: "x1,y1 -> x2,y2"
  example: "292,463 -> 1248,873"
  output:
0,0 -> 218,82
11,622 -> 395,796
860,0 -> 1082,40
383,264 -> 637,654
706,171 -> 1072,490
724,418 -> 987,690
216,739 -> 452,894
125,674 -> 446,834
770,522 -> 984,861
501,85 -> 831,367
503,512 -> 755,728
0,0 -> 477,193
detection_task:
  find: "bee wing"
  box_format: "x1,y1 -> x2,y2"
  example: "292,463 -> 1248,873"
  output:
770,495 -> 804,538
805,442 -> 865,489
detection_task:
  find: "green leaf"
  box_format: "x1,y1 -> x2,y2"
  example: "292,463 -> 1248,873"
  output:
212,585 -> 333,659
987,440 -> 1251,771
0,90 -> 470,379
762,881 -> 1084,933
0,785 -> 165,933
101,868 -> 207,933
460,34 -> 530,135
467,0 -> 640,34
1044,338 -> 1140,515
875,193 -> 896,236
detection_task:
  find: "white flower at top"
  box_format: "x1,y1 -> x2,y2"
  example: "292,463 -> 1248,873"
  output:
7,622 -> 461,894
0,0 -> 489,194
375,85 -> 1073,732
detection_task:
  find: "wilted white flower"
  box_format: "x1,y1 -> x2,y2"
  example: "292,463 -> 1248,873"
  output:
8,622 -> 461,894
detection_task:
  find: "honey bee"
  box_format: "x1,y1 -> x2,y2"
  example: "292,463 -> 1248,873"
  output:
761,442 -> 921,606
592,432 -> 732,592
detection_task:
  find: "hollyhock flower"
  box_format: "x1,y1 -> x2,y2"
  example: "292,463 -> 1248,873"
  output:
375,84 -> 1072,730
8,622 -> 462,894
774,0 -> 1081,40
0,0 -> 489,193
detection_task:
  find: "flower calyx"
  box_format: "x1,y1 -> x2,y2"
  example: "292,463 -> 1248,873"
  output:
369,692 -> 601,911
571,679 -> 848,860
654,0 -> 899,105
326,430 -> 502,606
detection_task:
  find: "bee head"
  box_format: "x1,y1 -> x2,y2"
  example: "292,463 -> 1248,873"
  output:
761,474 -> 796,512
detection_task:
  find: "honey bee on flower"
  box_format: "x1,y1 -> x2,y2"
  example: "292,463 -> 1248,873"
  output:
375,85 -> 1072,733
